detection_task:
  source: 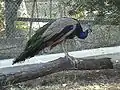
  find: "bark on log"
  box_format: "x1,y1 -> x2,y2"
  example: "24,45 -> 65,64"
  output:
0,57 -> 113,86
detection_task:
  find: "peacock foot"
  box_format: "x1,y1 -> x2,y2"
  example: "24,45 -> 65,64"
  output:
65,55 -> 78,69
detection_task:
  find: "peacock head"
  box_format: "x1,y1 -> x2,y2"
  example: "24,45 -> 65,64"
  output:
78,23 -> 92,39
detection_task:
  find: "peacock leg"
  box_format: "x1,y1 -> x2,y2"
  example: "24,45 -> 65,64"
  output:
62,40 -> 78,69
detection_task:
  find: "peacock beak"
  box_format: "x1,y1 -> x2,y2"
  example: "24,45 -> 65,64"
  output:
89,28 -> 92,32
87,28 -> 92,33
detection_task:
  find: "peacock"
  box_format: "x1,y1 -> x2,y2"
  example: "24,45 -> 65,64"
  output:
12,17 -> 92,65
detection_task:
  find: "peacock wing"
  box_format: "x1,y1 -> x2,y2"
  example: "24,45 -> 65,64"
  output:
24,20 -> 55,51
41,17 -> 78,41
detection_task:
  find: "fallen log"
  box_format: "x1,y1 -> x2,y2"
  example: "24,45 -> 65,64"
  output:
0,57 -> 113,86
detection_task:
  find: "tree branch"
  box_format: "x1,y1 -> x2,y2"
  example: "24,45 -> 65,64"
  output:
0,57 -> 113,86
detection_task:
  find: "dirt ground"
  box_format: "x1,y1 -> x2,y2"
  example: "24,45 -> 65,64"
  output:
2,69 -> 120,90
1,52 -> 120,90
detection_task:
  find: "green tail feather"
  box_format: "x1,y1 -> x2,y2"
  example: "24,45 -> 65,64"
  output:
13,20 -> 55,65
12,51 -> 28,65
13,38 -> 45,65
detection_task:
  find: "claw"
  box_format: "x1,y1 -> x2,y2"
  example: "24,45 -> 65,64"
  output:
62,40 -> 79,69
65,55 -> 78,69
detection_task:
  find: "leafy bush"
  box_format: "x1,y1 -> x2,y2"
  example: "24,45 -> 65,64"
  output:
15,21 -> 29,31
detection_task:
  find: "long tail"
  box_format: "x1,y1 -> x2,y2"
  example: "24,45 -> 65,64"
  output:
12,38 -> 47,65
12,21 -> 55,65
12,51 -> 28,65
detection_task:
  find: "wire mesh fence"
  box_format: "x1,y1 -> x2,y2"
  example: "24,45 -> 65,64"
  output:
0,0 -> 120,59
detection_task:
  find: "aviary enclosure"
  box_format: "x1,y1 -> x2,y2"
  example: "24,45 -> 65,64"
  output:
0,0 -> 120,89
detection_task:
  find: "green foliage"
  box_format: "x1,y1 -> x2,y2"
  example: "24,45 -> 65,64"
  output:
15,21 -> 29,31
85,0 -> 120,24
68,8 -> 85,19
67,0 -> 120,24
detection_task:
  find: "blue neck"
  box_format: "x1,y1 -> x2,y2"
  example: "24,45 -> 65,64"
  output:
75,23 -> 89,39
78,30 -> 88,39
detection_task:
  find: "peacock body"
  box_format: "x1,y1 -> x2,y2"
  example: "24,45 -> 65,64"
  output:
12,17 -> 92,64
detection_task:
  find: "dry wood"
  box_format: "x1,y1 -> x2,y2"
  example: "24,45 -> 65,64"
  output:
0,57 -> 113,86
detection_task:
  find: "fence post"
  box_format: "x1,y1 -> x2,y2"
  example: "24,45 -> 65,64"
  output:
49,0 -> 52,18
4,0 -> 22,38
